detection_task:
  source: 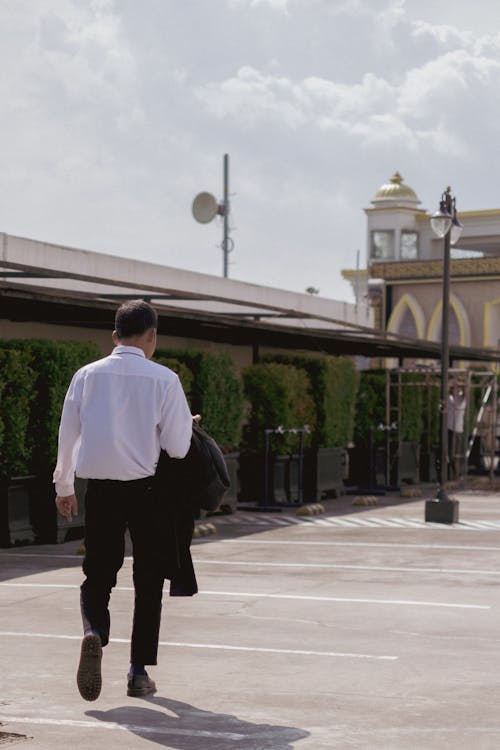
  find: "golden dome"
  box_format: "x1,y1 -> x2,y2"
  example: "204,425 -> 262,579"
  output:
373,172 -> 420,203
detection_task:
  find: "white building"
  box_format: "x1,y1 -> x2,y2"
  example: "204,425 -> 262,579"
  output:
343,173 -> 500,355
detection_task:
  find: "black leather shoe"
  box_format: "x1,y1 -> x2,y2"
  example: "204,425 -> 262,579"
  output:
127,672 -> 157,697
77,633 -> 102,701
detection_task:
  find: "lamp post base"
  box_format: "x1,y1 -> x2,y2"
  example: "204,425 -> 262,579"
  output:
425,498 -> 459,524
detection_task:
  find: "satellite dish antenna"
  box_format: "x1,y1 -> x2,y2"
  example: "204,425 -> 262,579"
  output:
192,192 -> 219,224
191,154 -> 233,277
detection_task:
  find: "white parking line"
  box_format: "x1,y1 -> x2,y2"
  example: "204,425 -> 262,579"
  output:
0,582 -> 78,588
192,557 -> 500,576
0,582 -> 490,609
0,552 -> 80,559
220,540 -> 500,551
0,631 -> 397,660
0,714 -> 247,740
199,590 -> 490,609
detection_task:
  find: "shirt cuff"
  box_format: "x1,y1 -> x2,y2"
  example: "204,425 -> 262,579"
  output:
55,481 -> 75,497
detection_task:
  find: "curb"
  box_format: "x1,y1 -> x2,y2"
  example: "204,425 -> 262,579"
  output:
400,487 -> 422,498
295,503 -> 325,517
352,495 -> 378,506
193,522 -> 217,538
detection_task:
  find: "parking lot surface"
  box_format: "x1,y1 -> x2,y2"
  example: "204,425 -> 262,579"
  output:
1,488 -> 500,749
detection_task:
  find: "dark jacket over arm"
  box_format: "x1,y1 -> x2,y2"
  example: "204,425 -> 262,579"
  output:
155,448 -> 198,597
154,425 -> 230,596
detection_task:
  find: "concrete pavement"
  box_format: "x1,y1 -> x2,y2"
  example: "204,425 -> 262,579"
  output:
1,487 -> 500,749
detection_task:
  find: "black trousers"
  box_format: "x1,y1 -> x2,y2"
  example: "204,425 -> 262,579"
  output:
80,477 -> 164,665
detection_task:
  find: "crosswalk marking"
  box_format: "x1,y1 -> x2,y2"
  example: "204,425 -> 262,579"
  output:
210,512 -> 500,531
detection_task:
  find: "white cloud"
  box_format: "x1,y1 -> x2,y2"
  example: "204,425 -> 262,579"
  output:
196,67 -> 397,132
196,31 -> 500,163
3,0 -> 500,303
411,20 -> 474,48
228,0 -> 289,9
195,66 -> 307,127
398,49 -> 500,118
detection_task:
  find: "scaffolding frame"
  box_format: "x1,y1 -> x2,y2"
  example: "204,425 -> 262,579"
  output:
382,367 -> 499,486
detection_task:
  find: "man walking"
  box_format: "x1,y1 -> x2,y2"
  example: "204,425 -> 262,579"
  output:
54,300 -> 193,701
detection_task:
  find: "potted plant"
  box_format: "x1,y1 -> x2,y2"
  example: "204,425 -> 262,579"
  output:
240,362 -> 316,506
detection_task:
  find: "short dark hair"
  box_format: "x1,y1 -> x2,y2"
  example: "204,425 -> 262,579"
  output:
115,300 -> 158,339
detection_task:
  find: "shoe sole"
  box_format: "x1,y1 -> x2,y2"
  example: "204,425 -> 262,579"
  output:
77,634 -> 102,701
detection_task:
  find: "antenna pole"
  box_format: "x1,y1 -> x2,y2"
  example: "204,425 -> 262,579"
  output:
223,153 -> 229,278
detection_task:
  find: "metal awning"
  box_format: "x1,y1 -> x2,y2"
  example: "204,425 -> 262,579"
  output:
2,284 -> 499,365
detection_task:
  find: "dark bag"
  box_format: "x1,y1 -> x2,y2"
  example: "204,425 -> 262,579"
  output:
188,423 -> 231,511
156,423 -> 231,512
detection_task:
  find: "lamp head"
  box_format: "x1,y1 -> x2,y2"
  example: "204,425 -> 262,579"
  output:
450,213 -> 464,246
430,197 -> 452,238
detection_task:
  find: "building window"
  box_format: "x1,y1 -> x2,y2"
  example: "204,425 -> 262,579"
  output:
400,231 -> 418,260
370,230 -> 394,260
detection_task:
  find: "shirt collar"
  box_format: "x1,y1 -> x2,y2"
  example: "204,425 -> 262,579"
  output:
112,345 -> 146,358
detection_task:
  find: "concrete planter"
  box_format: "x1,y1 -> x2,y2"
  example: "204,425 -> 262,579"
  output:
220,452 -> 239,511
0,476 -> 37,547
304,447 -> 346,500
0,474 -> 86,548
346,445 -> 377,488
396,442 -> 420,485
238,453 -> 300,507
420,448 -> 438,482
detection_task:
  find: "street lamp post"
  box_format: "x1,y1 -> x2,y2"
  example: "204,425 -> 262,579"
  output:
425,187 -> 463,524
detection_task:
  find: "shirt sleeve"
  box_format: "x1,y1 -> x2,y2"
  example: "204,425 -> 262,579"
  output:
159,374 -> 193,458
53,372 -> 83,496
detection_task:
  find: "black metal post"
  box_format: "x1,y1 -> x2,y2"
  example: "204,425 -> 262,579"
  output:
264,428 -> 271,509
438,226 -> 451,499
223,153 -> 229,278
297,429 -> 304,505
426,188 -> 459,523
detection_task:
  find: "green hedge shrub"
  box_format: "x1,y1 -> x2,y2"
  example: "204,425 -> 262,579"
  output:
242,362 -> 317,453
353,371 -> 387,447
263,354 -> 359,447
420,376 -> 440,450
0,340 -> 101,474
153,356 -> 194,403
0,347 -> 37,478
400,373 -> 424,443
355,370 -> 426,448
154,348 -> 244,451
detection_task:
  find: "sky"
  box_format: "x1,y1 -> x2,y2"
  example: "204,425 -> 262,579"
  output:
1,0 -> 500,303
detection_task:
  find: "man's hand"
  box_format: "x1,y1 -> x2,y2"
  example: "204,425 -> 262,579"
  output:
55,494 -> 78,522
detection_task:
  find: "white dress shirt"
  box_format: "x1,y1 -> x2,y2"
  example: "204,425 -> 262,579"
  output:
53,345 -> 193,496
447,393 -> 466,434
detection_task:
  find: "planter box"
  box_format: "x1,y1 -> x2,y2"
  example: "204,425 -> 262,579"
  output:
348,442 -> 420,490
0,474 -> 86,548
28,470 -> 58,544
305,447 -> 346,500
347,445 -> 377,488
219,452 -> 239,512
238,453 -> 300,507
420,448 -> 438,482
0,476 -> 37,547
396,442 -> 420,485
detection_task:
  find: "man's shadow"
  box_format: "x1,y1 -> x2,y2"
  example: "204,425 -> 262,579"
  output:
87,694 -> 309,749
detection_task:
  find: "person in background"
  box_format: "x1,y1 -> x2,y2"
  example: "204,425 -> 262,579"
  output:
53,300 -> 193,701
447,384 -> 467,480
